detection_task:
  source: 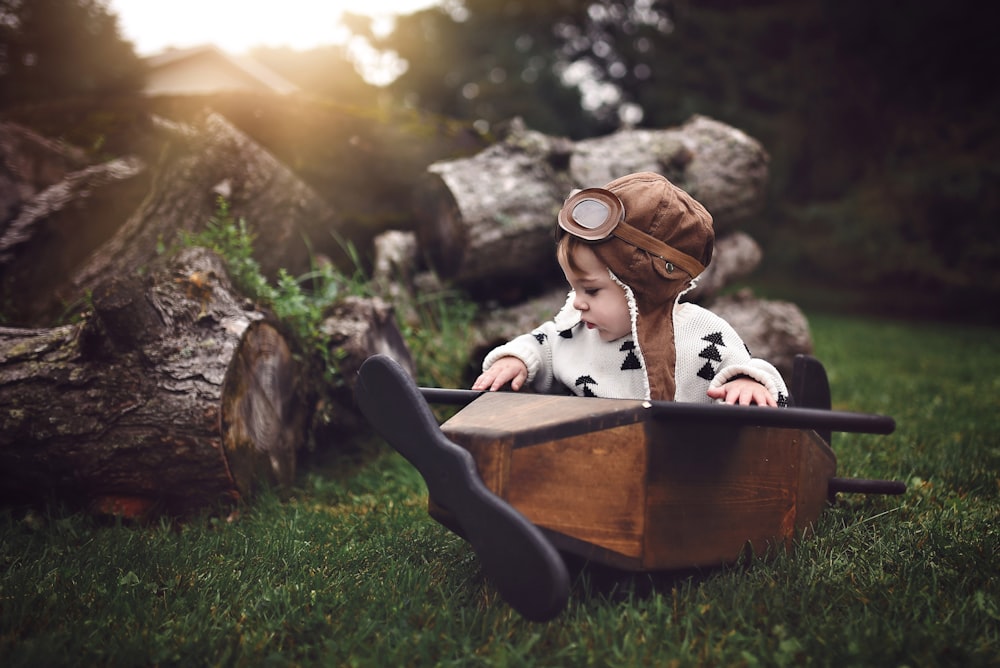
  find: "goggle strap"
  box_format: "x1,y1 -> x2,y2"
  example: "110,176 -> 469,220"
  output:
612,224 -> 706,277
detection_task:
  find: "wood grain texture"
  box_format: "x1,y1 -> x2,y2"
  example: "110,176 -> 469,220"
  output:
438,392 -> 837,571
0,247 -> 306,517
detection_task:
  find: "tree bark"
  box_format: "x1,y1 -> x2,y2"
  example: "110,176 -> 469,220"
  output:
0,246 -> 306,518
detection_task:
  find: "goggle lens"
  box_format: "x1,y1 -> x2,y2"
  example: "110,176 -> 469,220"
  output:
571,199 -> 612,230
558,189 -> 624,241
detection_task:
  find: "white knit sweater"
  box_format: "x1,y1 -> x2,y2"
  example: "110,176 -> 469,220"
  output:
483,290 -> 789,405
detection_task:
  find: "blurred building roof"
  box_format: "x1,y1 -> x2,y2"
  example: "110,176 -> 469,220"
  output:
143,45 -> 298,96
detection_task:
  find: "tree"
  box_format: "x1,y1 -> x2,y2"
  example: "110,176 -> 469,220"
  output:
381,0 -> 664,138
0,0 -> 143,107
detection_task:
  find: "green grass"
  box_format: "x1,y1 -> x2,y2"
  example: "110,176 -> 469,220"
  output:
2,312 -> 998,667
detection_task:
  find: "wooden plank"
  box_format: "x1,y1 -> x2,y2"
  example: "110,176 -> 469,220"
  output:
795,429 -> 837,533
424,388 -> 895,435
465,436 -> 512,497
441,392 -> 648,448
440,393 -> 652,561
504,422 -> 649,560
642,425 -> 804,570
442,394 -> 651,561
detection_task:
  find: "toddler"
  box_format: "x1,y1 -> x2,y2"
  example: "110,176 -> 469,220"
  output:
472,172 -> 788,406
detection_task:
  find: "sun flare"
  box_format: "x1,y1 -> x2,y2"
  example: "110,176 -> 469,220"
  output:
109,0 -> 439,56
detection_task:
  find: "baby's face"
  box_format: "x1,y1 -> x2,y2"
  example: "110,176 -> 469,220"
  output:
560,244 -> 632,342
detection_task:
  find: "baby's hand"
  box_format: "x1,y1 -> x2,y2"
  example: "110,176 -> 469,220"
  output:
472,356 -> 528,392
707,378 -> 777,407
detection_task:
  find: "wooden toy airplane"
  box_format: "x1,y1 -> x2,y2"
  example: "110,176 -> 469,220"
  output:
355,354 -> 902,622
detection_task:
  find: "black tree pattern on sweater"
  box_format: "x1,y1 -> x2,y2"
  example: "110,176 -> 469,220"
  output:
697,332 -> 725,381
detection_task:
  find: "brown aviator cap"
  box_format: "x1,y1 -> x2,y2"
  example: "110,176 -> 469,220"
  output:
588,172 -> 715,400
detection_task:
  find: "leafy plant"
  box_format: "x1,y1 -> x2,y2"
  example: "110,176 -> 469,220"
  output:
179,197 -> 369,385
396,286 -> 480,389
179,198 -> 481,395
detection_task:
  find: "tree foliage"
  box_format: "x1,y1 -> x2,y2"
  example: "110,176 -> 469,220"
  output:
379,0 -> 676,138
2,0 -> 996,314
370,0 -> 1000,310
0,0 -> 143,106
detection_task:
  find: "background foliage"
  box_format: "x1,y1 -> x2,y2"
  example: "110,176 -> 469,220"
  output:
0,0 -> 143,104
3,0 -> 998,319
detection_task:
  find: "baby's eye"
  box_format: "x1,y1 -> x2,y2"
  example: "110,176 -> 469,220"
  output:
584,288 -> 600,296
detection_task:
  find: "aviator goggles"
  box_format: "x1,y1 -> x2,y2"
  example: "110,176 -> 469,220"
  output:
557,188 -> 706,277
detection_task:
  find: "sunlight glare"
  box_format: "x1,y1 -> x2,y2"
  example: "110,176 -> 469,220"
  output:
109,0 -> 441,55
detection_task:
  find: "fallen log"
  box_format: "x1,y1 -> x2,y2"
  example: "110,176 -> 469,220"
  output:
70,111 -> 339,307
684,231 -> 763,303
319,295 -> 415,428
0,155 -> 148,325
415,115 -> 770,301
0,247 -> 306,518
1,112 -> 347,327
415,118 -> 574,301
569,115 -> 770,235
0,120 -> 90,225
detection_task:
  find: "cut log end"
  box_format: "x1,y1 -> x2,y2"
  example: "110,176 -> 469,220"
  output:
221,320 -> 301,496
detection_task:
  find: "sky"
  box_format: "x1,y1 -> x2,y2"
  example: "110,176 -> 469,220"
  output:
108,0 -> 441,56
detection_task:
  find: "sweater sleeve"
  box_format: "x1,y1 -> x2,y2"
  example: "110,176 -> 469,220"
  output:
481,292 -> 580,394
481,320 -> 563,393
674,302 -> 789,406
